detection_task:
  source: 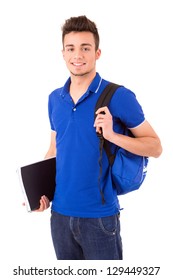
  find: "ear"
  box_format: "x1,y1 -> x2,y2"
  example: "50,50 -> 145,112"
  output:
96,49 -> 101,60
62,49 -> 65,59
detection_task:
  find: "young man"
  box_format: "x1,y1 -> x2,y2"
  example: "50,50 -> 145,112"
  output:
37,15 -> 162,260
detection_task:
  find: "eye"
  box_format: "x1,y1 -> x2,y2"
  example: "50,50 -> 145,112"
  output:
68,48 -> 74,52
65,47 -> 74,52
82,47 -> 90,52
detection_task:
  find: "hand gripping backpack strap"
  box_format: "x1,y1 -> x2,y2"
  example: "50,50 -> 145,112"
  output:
95,83 -> 121,203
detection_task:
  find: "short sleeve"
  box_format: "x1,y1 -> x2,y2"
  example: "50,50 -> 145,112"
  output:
110,86 -> 145,128
48,94 -> 55,131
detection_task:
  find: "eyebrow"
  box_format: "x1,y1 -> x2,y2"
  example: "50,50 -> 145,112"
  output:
64,43 -> 93,48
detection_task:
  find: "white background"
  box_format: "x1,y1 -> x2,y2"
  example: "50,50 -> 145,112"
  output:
0,0 -> 172,278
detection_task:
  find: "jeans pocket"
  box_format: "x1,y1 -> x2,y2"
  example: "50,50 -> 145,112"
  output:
98,214 -> 118,236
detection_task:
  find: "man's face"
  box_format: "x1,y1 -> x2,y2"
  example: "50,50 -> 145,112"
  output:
62,31 -> 101,77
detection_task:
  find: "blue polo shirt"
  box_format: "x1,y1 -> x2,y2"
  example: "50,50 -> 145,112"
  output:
48,73 -> 145,218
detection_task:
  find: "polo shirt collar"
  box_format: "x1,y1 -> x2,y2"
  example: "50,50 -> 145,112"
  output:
62,72 -> 102,96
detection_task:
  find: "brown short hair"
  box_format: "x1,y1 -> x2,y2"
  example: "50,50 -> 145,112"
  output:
61,15 -> 100,51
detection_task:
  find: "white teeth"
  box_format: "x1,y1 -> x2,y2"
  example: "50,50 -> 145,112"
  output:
73,63 -> 82,66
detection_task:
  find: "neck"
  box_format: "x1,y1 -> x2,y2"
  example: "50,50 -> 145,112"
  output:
70,70 -> 96,90
69,72 -> 96,104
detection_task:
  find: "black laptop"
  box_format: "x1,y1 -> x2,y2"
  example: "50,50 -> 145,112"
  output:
17,157 -> 56,212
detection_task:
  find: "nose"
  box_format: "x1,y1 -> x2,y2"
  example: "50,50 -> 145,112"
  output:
73,49 -> 83,59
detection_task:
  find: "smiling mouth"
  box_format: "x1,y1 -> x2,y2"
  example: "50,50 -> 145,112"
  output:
72,62 -> 85,66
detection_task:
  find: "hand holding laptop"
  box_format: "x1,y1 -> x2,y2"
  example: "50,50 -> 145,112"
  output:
17,157 -> 56,212
35,195 -> 50,212
22,195 -> 50,212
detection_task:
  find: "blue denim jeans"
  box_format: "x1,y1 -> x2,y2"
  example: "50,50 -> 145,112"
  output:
50,211 -> 123,260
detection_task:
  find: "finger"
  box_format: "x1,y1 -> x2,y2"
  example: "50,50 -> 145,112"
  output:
42,195 -> 50,208
95,106 -> 109,115
94,114 -> 105,128
95,126 -> 102,134
35,200 -> 44,212
94,115 -> 104,133
38,196 -> 50,212
34,197 -> 45,212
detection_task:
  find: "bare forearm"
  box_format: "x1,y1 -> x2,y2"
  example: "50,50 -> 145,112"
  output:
108,132 -> 162,158
45,130 -> 56,159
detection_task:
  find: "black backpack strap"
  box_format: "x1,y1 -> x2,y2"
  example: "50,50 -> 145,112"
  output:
95,83 -> 121,163
95,83 -> 120,112
95,82 -> 121,204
